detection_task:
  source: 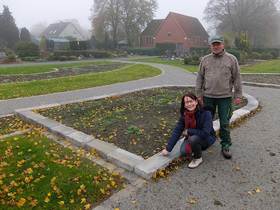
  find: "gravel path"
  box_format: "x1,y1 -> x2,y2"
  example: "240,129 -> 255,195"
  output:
99,86 -> 280,210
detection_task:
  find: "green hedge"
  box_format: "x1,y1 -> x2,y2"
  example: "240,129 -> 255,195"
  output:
252,48 -> 279,59
189,48 -> 210,57
15,41 -> 39,58
126,48 -> 161,56
47,50 -> 113,61
227,49 -> 241,61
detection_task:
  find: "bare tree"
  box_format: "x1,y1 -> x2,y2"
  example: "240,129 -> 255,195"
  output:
91,0 -> 157,48
91,0 -> 122,48
121,0 -> 157,47
204,0 -> 280,47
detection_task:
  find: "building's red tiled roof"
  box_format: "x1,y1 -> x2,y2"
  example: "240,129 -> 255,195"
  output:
141,19 -> 164,36
169,12 -> 208,38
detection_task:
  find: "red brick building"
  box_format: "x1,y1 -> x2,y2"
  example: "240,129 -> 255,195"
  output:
140,12 -> 209,54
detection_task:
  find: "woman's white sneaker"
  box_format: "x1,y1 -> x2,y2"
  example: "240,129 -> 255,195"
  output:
188,157 -> 203,168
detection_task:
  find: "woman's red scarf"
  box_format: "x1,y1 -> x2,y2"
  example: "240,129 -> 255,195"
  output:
184,110 -> 196,159
184,110 -> 196,129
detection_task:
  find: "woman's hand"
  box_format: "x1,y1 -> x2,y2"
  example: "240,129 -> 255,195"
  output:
182,129 -> 188,137
161,149 -> 169,156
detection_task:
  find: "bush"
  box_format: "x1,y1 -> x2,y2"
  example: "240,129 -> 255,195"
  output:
21,56 -> 40,62
259,52 -> 273,60
15,41 -> 39,58
189,48 -> 210,57
126,48 -> 161,56
3,48 -> 16,63
155,43 -> 176,55
46,50 -> 113,61
252,48 -> 280,59
227,49 -> 241,61
184,55 -> 200,65
239,51 -> 249,64
249,52 -> 261,59
69,41 -> 90,50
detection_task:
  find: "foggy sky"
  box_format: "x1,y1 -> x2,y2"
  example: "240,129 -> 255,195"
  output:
0,0 -> 209,30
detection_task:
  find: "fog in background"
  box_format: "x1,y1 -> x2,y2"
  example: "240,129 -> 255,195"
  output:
0,0 -> 209,31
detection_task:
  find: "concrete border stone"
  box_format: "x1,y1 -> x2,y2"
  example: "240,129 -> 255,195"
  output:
107,148 -> 144,171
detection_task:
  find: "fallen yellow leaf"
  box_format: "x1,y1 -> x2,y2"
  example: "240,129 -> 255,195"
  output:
58,201 -> 64,205
44,197 -> 50,203
16,198 -> 26,207
255,187 -> 261,193
84,203 -> 91,210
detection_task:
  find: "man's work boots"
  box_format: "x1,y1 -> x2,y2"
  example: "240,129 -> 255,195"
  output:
222,148 -> 232,159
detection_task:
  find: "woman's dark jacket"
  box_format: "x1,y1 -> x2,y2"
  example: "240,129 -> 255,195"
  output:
166,108 -> 216,152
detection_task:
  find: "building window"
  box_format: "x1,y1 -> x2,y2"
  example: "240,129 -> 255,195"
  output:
168,32 -> 171,37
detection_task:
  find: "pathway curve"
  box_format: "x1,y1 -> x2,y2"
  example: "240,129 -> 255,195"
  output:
0,62 -> 196,116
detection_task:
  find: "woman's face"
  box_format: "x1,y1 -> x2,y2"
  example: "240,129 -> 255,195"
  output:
184,96 -> 198,111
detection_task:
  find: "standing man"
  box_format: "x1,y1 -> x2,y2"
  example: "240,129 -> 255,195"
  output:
195,35 -> 242,159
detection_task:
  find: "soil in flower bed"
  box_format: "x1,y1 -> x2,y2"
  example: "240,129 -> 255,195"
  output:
0,62 -> 127,83
241,74 -> 280,85
37,87 -> 247,159
0,131 -> 124,209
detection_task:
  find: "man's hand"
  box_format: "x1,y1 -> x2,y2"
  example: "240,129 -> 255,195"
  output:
234,97 -> 241,105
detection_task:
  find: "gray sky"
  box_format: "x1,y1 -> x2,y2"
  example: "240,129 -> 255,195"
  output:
0,0 -> 209,30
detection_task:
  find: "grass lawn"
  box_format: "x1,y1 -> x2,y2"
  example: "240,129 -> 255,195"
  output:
131,57 -> 198,72
240,59 -> 280,73
37,87 -> 247,159
131,57 -> 280,73
0,64 -> 161,100
0,131 -> 124,209
0,61 -> 115,75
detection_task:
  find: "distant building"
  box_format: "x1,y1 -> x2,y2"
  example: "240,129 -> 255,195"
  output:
40,21 -> 90,51
140,12 -> 209,55
42,21 -> 86,41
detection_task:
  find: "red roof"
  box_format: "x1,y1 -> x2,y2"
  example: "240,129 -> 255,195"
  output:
168,12 -> 208,38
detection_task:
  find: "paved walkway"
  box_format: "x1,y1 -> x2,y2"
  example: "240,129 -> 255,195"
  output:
0,62 -> 196,116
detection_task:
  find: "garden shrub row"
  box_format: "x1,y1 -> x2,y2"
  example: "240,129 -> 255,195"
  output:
47,50 -> 113,61
126,48 -> 161,56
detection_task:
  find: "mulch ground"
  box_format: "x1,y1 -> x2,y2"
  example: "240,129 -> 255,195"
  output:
0,63 -> 127,83
37,87 -> 247,159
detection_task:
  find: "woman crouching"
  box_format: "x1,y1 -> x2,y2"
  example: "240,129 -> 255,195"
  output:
161,92 -> 216,168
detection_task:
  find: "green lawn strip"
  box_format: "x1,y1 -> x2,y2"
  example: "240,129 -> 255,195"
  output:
0,61 -> 116,75
0,64 -> 161,100
132,57 -> 280,73
131,57 -> 198,72
0,116 -> 32,136
0,133 -> 124,209
240,59 -> 280,73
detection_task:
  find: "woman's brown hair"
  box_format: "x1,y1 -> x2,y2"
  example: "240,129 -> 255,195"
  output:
180,92 -> 199,115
